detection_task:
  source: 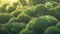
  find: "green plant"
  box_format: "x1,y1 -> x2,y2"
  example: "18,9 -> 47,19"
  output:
1,23 -> 26,34
45,1 -> 58,9
55,22 -> 60,29
6,5 -> 16,13
26,0 -> 48,5
44,26 -> 60,34
10,9 -> 23,17
26,15 -> 59,34
17,13 -> 31,23
49,7 -> 60,20
0,13 -> 13,24
8,17 -> 18,23
33,4 -> 50,16
19,29 -> 36,34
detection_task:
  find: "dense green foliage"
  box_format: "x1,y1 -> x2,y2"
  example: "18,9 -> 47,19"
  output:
26,15 -> 59,34
0,0 -> 60,34
0,13 -> 13,24
10,9 -> 23,17
19,29 -> 36,34
44,26 -> 60,34
17,13 -> 31,23
0,23 -> 26,34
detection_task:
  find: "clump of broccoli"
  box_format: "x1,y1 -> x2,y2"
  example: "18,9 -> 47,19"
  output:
17,13 -> 31,23
45,1 -> 58,9
0,23 -> 26,34
19,29 -> 36,34
6,5 -> 16,13
22,7 -> 36,17
55,22 -> 60,29
49,7 -> 60,20
23,4 -> 50,17
0,4 -> 8,13
0,13 -> 13,24
10,9 -> 23,17
33,4 -> 50,16
8,17 -> 18,23
26,0 -> 48,5
44,26 -> 60,34
49,0 -> 60,3
26,15 -> 59,34
18,0 -> 28,6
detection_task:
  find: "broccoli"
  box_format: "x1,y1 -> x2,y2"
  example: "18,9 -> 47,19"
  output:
19,29 -> 36,34
44,26 -> 60,34
26,15 -> 59,34
45,1 -> 58,9
17,13 -> 31,23
6,5 -> 16,13
26,0 -> 48,5
0,23 -> 26,34
8,17 -> 18,23
55,22 -> 60,29
0,13 -> 13,24
10,9 -> 23,17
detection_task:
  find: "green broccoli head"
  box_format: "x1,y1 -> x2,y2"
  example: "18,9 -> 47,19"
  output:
22,7 -> 36,17
17,13 -> 31,23
26,15 -> 59,34
0,13 -> 13,24
10,9 -> 23,17
44,26 -> 60,34
20,29 -> 36,34
33,4 -> 50,16
49,7 -> 60,20
6,5 -> 16,13
55,22 -> 60,29
0,4 -> 8,12
45,1 -> 58,9
48,0 -> 60,3
26,0 -> 48,5
8,17 -> 18,23
0,23 -> 26,34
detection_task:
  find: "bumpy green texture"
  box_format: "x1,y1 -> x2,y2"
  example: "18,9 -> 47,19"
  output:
22,7 -> 35,17
49,0 -> 60,3
8,17 -> 18,23
44,26 -> 60,34
0,4 -> 8,12
23,4 -> 50,17
0,23 -> 26,34
49,7 -> 60,20
33,4 -> 50,16
19,0 -> 27,6
20,29 -> 36,34
26,0 -> 48,5
45,1 -> 58,9
26,15 -> 59,34
55,22 -> 60,29
17,13 -> 31,23
10,9 -> 23,17
6,5 -> 16,13
0,13 -> 13,24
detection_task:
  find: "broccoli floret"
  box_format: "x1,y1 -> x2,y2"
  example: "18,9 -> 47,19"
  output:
45,1 -> 58,9
44,26 -> 60,34
0,23 -> 26,34
26,15 -> 59,34
0,13 -> 13,24
10,9 -> 23,17
26,0 -> 48,5
20,29 -> 36,34
55,22 -> 60,29
17,13 -> 31,23
8,17 -> 18,23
